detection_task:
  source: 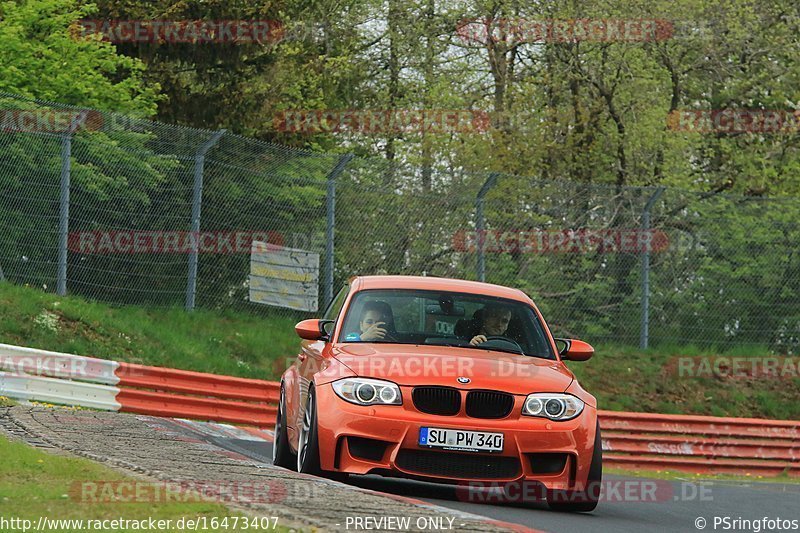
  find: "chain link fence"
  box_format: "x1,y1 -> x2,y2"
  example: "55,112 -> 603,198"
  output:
2,92 -> 799,352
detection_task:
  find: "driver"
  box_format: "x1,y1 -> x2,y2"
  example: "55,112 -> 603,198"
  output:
469,303 -> 512,346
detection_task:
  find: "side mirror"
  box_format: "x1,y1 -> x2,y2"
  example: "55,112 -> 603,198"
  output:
295,319 -> 332,341
554,338 -> 594,361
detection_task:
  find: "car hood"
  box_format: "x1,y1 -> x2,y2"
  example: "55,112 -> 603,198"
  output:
331,343 -> 574,394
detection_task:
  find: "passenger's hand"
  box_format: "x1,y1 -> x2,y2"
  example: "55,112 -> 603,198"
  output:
360,322 -> 387,341
470,334 -> 487,345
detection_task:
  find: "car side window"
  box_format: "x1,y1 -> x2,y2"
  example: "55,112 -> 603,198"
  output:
323,284 -> 349,321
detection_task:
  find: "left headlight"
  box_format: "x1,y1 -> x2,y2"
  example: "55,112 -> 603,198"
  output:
332,378 -> 402,406
522,393 -> 584,421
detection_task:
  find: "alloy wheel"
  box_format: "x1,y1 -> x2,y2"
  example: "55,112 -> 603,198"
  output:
297,390 -> 313,471
272,387 -> 284,464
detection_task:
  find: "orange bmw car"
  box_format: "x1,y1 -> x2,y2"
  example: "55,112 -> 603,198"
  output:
273,275 -> 601,512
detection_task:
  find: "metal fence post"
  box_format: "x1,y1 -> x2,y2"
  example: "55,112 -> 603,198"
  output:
57,116 -> 84,296
640,187 -> 665,349
185,130 -> 226,311
476,173 -> 499,282
324,153 -> 354,309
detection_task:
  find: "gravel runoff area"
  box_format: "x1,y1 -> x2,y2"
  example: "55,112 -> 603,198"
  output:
0,406 -> 525,532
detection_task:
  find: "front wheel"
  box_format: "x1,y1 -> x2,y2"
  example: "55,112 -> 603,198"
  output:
296,386 -> 323,475
547,420 -> 602,513
272,384 -> 295,469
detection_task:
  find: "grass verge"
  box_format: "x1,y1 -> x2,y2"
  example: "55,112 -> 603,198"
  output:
0,395 -> 18,407
0,434 -> 250,532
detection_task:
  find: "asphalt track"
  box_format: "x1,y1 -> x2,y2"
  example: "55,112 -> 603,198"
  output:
215,436 -> 800,533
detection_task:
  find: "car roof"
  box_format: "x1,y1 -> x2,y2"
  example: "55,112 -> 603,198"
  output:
350,275 -> 532,304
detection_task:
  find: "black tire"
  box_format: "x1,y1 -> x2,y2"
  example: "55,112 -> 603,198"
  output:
296,386 -> 323,475
272,384 -> 295,469
547,420 -> 602,513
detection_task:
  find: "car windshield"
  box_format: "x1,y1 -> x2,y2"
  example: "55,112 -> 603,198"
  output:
338,289 -> 556,360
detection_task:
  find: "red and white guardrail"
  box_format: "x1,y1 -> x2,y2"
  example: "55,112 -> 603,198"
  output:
1,342 -> 798,476
0,343 -> 277,425
601,411 -> 800,477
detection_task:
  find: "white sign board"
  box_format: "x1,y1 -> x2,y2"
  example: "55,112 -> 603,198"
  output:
249,241 -> 319,312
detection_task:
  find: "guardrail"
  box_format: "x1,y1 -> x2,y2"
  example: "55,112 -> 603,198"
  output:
0,343 -> 278,426
1,342 -> 797,476
600,410 -> 800,477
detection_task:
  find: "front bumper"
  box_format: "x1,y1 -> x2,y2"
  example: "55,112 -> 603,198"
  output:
314,383 -> 597,491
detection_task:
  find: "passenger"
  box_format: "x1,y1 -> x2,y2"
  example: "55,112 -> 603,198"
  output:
345,301 -> 396,341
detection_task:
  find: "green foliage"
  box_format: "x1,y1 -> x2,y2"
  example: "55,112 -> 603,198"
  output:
0,0 -> 158,113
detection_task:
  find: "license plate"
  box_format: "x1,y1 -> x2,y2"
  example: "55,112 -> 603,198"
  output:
419,427 -> 504,453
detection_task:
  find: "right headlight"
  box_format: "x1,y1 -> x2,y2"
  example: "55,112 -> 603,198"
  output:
522,393 -> 584,421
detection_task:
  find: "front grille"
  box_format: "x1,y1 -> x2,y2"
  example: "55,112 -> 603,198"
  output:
465,390 -> 515,419
412,386 -> 460,416
396,449 -> 521,479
